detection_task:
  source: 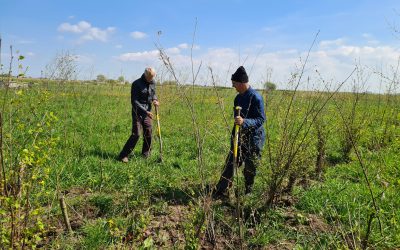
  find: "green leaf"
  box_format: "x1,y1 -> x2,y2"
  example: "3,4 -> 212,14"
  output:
18,55 -> 25,60
143,237 -> 154,248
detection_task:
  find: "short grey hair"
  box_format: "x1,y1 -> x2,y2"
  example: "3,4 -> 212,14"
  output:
144,67 -> 156,78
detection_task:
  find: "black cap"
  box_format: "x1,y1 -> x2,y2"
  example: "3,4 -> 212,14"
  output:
231,66 -> 248,83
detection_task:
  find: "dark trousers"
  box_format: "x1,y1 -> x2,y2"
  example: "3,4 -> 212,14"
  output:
119,112 -> 153,158
215,139 -> 261,194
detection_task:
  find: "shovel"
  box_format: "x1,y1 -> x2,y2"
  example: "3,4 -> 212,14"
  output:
154,105 -> 163,162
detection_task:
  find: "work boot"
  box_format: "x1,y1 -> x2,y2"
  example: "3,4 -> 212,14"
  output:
212,188 -> 228,200
245,186 -> 253,195
120,156 -> 129,163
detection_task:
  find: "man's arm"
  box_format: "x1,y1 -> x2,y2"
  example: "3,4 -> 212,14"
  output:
151,82 -> 159,106
134,100 -> 149,112
242,95 -> 265,129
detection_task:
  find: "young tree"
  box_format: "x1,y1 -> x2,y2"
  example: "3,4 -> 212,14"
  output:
117,76 -> 125,83
264,81 -> 277,91
96,74 -> 106,83
44,51 -> 77,83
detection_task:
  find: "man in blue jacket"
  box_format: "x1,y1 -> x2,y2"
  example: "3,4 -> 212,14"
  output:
118,67 -> 159,162
213,66 -> 266,197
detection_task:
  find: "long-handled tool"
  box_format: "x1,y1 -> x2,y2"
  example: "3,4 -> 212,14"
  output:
233,106 -> 242,162
233,106 -> 242,191
233,106 -> 244,248
154,105 -> 163,162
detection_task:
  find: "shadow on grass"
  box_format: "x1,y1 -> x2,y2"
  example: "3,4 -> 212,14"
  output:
150,185 -> 209,206
326,153 -> 347,166
149,183 -> 269,228
88,149 -> 118,160
151,186 -> 193,205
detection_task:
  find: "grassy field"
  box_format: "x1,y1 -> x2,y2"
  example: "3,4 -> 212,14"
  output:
0,80 -> 399,249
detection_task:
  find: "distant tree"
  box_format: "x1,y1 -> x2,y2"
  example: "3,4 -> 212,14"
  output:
264,81 -> 277,91
44,51 -> 77,83
117,76 -> 125,83
96,74 -> 106,83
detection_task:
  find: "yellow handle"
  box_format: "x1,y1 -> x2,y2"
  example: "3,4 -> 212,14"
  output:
156,112 -> 161,136
233,124 -> 240,158
157,123 -> 161,137
233,106 -> 241,160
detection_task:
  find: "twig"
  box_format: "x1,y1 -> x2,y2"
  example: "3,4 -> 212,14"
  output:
279,31 -> 320,161
362,212 -> 375,250
191,18 -> 202,87
59,194 -> 73,234
332,91 -> 383,237
208,66 -> 230,132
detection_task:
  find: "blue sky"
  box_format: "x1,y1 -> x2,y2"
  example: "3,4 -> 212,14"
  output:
1,0 -> 400,91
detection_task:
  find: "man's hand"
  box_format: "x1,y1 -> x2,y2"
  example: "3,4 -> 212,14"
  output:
234,116 -> 244,126
153,100 -> 159,106
147,111 -> 154,119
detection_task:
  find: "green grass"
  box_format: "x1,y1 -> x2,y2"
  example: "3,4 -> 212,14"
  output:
1,81 -> 399,248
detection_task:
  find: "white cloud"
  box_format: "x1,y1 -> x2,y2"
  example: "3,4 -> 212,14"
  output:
57,21 -> 115,43
319,38 -> 346,48
362,33 -> 372,39
115,44 -> 123,49
361,33 -> 380,45
178,43 -> 200,50
178,43 -> 189,49
130,31 -> 147,40
165,47 -> 180,54
201,48 -> 238,69
322,45 -> 398,61
367,40 -> 380,45
68,15 -> 75,19
117,50 -> 159,62
281,44 -> 400,92
58,21 -> 89,33
116,43 -> 195,62
27,52 -> 35,56
210,45 -> 398,92
114,39 -> 400,92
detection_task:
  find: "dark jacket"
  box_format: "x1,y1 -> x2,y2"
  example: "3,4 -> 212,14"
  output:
131,74 -> 157,118
233,87 -> 266,151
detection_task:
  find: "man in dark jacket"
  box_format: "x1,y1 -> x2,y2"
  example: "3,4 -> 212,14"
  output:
213,66 -> 266,197
118,67 -> 159,162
